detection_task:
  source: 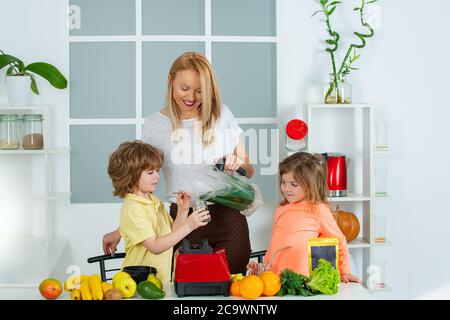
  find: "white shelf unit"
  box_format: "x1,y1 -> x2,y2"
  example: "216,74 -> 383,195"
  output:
307,103 -> 376,288
0,106 -> 70,288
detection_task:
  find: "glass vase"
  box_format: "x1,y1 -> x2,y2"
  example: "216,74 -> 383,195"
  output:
324,73 -> 352,104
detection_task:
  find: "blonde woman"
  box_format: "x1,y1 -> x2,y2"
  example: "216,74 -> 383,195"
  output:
102,52 -> 254,274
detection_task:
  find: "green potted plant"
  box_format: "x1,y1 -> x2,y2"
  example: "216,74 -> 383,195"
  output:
313,0 -> 377,104
0,50 -> 68,106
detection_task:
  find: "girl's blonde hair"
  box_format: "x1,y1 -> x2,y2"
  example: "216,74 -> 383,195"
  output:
279,152 -> 329,206
108,140 -> 164,198
165,51 -> 221,145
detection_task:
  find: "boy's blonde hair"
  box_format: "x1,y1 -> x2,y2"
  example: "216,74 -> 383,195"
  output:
108,140 -> 164,198
279,152 -> 329,206
165,51 -> 221,145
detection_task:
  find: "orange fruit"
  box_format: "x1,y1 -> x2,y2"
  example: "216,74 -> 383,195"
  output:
260,271 -> 281,296
239,275 -> 264,299
230,281 -> 241,296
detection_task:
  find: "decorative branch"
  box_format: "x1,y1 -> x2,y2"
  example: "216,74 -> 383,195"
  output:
313,0 -> 377,103
337,0 -> 376,76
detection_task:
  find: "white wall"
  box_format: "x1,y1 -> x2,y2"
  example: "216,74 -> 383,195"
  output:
2,0 -> 450,299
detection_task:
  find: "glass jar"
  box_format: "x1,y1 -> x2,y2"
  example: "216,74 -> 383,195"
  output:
324,73 -> 352,104
0,114 -> 21,150
22,114 -> 44,150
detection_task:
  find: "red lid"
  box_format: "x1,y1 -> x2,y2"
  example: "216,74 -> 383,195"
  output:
286,119 -> 308,140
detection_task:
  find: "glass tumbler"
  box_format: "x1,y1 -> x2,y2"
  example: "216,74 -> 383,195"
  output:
192,199 -> 211,223
372,259 -> 387,289
375,121 -> 389,151
374,168 -> 388,197
374,214 -> 387,243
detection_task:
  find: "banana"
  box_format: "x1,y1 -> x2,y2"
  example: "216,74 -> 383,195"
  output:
231,273 -> 244,282
64,274 -> 89,292
89,274 -> 103,300
70,289 -> 81,300
80,279 -> 92,300
101,281 -> 113,294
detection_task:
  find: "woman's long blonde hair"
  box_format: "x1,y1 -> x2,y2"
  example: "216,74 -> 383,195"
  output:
279,152 -> 329,206
165,51 -> 221,145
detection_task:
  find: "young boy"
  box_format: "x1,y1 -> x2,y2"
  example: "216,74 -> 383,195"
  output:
108,140 -> 210,284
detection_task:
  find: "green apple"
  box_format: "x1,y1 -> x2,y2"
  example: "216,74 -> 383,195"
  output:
114,276 -> 137,299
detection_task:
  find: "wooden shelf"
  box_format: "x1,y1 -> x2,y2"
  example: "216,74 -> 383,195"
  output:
329,193 -> 371,202
348,239 -> 370,249
0,149 -> 45,154
0,105 -> 48,111
0,148 -> 70,155
308,103 -> 372,109
373,241 -> 394,247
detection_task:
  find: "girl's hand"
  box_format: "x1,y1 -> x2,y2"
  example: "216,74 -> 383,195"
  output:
177,192 -> 191,214
340,273 -> 362,284
223,154 -> 242,174
185,209 -> 210,231
246,261 -> 259,276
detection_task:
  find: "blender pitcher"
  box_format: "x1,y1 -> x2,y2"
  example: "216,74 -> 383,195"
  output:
193,158 -> 263,217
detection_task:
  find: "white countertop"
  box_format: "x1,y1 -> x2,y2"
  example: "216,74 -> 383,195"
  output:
0,282 -> 374,300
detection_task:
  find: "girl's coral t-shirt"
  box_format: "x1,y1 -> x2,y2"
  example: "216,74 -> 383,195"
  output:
264,201 -> 351,276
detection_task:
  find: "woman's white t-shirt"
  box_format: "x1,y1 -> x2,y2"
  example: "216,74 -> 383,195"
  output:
142,104 -> 243,203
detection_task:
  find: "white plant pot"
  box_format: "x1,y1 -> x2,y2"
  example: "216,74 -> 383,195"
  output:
5,75 -> 32,106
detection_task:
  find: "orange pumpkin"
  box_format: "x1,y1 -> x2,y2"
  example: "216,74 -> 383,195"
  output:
332,205 -> 360,242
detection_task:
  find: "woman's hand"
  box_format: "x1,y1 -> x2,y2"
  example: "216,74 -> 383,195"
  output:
102,229 -> 121,256
340,273 -> 362,284
185,209 -> 210,231
176,192 -> 191,215
223,154 -> 242,174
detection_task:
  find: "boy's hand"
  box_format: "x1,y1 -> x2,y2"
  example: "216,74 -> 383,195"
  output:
185,209 -> 210,231
177,192 -> 191,214
340,273 -> 362,284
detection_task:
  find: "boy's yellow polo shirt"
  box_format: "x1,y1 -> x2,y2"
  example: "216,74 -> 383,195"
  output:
119,193 -> 173,284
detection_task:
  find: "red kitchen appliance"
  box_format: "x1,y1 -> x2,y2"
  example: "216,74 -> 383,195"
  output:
174,239 -> 230,297
322,153 -> 349,197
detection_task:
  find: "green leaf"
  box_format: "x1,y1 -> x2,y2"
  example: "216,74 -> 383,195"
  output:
325,39 -> 336,45
327,6 -> 337,16
25,62 -> 67,89
320,0 -> 328,5
6,65 -> 16,76
0,54 -> 24,71
327,1 -> 341,7
367,0 -> 378,4
29,73 -> 40,95
312,10 -> 324,17
353,7 -> 361,11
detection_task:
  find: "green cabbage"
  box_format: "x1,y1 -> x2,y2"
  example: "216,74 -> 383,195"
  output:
307,258 -> 340,295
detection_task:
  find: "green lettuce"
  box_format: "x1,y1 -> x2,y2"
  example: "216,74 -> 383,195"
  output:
307,258 -> 340,295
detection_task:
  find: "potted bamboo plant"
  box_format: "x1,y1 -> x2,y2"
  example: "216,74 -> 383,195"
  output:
313,0 -> 377,104
0,50 -> 68,106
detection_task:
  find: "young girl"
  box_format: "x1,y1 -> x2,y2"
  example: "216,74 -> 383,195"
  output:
261,152 -> 361,283
107,140 -> 210,284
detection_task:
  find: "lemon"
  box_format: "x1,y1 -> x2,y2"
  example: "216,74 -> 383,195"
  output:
147,273 -> 163,290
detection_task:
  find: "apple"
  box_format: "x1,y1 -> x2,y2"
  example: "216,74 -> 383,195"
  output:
39,278 -> 62,299
112,271 -> 131,288
114,276 -> 137,299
